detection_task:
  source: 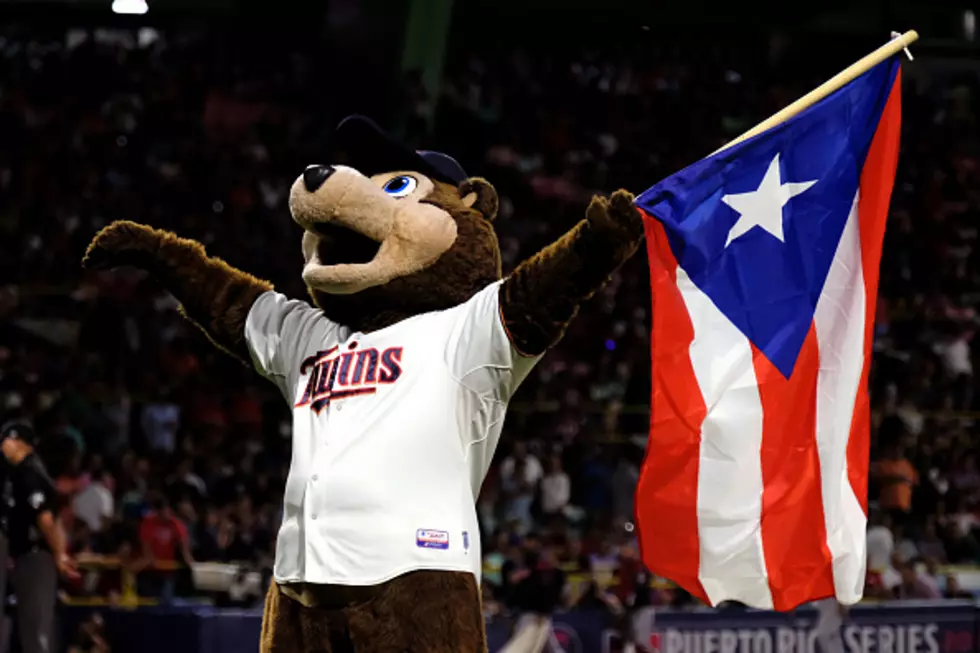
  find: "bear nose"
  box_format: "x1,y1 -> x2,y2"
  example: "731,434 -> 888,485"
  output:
303,165 -> 335,193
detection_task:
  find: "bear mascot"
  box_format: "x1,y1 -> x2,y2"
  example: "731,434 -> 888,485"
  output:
81,115 -> 645,652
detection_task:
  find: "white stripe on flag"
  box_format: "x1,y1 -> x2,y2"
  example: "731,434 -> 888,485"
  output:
812,191 -> 870,605
677,267 -> 773,609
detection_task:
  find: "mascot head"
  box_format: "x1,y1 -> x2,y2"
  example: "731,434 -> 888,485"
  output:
288,116 -> 502,331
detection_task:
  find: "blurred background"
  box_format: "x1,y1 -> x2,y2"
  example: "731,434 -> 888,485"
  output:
2,0 -> 980,651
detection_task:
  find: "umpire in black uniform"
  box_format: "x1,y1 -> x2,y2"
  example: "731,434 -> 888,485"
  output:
0,422 -> 78,653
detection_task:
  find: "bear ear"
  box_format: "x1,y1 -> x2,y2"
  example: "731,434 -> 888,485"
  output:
458,177 -> 499,221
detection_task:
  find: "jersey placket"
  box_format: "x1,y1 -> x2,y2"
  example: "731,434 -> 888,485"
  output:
303,335 -> 360,576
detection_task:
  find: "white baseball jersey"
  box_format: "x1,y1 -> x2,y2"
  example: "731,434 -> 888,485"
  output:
244,280 -> 540,586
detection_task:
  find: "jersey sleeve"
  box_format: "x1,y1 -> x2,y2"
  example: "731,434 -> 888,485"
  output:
17,458 -> 55,518
444,280 -> 543,401
245,291 -> 344,388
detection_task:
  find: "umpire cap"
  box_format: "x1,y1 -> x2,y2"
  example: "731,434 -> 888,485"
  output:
0,421 -> 36,447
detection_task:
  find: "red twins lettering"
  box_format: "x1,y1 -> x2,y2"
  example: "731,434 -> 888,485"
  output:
296,346 -> 403,413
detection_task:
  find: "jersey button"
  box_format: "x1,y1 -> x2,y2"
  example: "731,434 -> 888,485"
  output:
312,475 -> 318,482
311,514 -> 318,520
336,405 -> 343,412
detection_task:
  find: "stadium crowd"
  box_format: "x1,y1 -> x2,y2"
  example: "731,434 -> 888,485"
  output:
1,25 -> 980,620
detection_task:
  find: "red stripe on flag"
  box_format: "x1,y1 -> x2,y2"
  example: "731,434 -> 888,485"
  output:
754,327 -> 835,611
848,68 -> 903,514
635,213 -> 707,603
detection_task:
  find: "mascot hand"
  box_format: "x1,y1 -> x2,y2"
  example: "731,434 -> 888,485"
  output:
82,220 -> 163,271
585,189 -> 644,241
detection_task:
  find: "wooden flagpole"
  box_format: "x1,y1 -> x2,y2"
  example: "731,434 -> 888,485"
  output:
710,30 -> 919,156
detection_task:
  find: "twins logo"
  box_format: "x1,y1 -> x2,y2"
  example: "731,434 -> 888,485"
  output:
296,344 -> 403,413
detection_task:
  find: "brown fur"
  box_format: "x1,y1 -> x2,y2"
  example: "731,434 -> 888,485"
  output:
262,573 -> 485,653
307,179 -> 502,333
81,220 -> 272,363
500,189 -> 645,355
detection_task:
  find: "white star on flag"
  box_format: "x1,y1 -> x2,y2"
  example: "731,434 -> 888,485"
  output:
721,153 -> 818,247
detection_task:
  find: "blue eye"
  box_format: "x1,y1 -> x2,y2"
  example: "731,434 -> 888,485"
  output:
382,175 -> 418,198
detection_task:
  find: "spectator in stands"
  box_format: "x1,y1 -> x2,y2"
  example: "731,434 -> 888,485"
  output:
916,558 -> 943,597
942,519 -> 980,564
539,454 -> 571,520
612,540 -> 654,653
116,454 -> 150,520
167,458 -> 207,503
500,534 -> 535,612
574,567 -> 623,614
73,469 -> 114,534
481,530 -> 513,591
501,443 -> 544,489
866,511 -> 895,572
100,382 -> 132,457
500,546 -> 567,653
191,506 -> 222,561
944,574 -> 973,599
872,443 -> 918,524
894,563 -> 941,599
579,447 -> 616,519
139,386 -> 180,455
612,447 -> 640,523
864,551 -> 901,600
893,524 -> 920,564
916,517 -> 948,562
500,443 -> 543,534
933,328 -> 973,409
138,492 -> 192,600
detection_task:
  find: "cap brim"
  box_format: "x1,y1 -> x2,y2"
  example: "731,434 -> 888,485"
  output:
334,115 -> 458,185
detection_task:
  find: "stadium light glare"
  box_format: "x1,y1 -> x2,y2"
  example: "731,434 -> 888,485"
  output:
112,0 -> 149,15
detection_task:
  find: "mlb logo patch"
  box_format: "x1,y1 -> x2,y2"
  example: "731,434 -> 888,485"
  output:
462,531 -> 469,551
416,529 -> 449,550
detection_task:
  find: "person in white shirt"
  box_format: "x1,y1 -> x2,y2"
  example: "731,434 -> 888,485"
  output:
500,443 -> 544,491
934,330 -> 974,408
866,511 -> 894,572
501,444 -> 545,533
539,454 -> 571,517
72,470 -> 114,533
82,114 -> 644,652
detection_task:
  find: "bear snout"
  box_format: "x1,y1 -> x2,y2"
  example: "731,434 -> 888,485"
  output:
289,165 -> 395,242
302,164 -> 335,193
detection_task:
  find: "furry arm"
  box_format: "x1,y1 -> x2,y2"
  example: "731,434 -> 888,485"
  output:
82,220 -> 273,363
500,189 -> 645,356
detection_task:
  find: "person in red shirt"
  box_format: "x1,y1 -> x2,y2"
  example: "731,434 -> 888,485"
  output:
139,493 -> 193,601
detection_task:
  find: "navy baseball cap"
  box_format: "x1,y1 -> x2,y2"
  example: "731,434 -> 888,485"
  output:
0,421 -> 35,446
334,115 -> 469,186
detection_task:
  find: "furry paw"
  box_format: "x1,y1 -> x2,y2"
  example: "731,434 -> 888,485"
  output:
586,189 -> 644,239
82,220 -> 162,271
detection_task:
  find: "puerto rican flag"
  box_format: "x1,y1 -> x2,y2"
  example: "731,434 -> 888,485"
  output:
634,57 -> 902,611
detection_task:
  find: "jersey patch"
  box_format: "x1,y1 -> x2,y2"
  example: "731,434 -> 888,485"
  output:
29,492 -> 44,510
416,529 -> 449,550
296,345 -> 404,413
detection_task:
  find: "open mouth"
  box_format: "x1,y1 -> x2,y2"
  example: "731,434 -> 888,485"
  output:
311,222 -> 382,266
